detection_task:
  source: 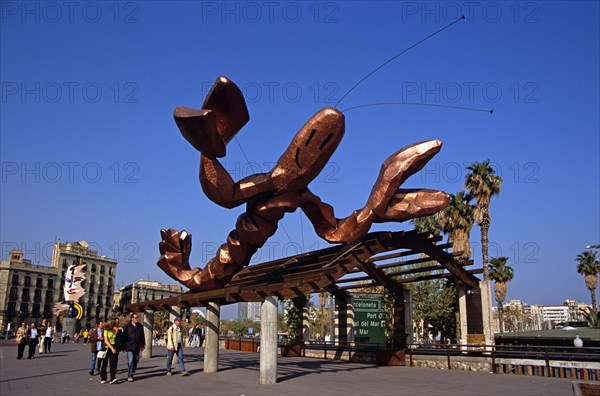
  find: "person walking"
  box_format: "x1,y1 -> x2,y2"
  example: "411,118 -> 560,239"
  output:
27,322 -> 38,359
43,321 -> 54,353
89,321 -> 105,376
100,318 -> 119,384
83,328 -> 89,344
165,318 -> 190,376
123,313 -> 145,382
37,319 -> 47,354
16,322 -> 27,360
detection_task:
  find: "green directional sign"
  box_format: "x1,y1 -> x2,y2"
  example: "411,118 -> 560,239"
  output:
353,298 -> 386,344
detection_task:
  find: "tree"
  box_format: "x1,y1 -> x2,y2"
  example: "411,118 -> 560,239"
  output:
411,214 -> 441,237
412,279 -> 457,343
153,311 -> 170,334
489,257 -> 514,333
579,307 -> 600,327
411,215 -> 458,342
437,191 -> 474,262
465,160 -> 503,280
576,250 -> 600,309
283,298 -> 303,343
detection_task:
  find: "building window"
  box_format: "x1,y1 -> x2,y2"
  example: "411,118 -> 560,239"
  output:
89,285 -> 95,294
43,304 -> 52,317
11,274 -> 19,286
36,277 -> 43,287
91,264 -> 97,273
109,267 -> 113,275
100,266 -> 105,274
91,275 -> 96,284
62,258 -> 67,268
97,295 -> 102,305
9,287 -> 18,300
22,288 -> 30,301
106,296 -> 111,306
7,302 -> 16,315
34,289 -> 42,302
45,290 -> 53,301
48,279 -> 54,290
24,276 -> 31,286
20,302 -> 29,316
32,304 -> 41,317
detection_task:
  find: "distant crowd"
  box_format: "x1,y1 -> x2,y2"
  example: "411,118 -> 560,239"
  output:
14,314 -> 201,384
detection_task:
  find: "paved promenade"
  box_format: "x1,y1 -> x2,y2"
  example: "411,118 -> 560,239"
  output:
0,340 -> 573,396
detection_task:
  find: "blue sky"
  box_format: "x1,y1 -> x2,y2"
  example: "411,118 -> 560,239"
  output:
1,1 -> 599,319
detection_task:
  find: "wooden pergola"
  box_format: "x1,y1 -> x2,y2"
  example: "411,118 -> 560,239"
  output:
124,230 -> 482,312
124,229 -> 487,383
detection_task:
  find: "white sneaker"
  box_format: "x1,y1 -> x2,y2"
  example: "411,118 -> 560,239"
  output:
110,379 -> 118,384
100,381 -> 107,384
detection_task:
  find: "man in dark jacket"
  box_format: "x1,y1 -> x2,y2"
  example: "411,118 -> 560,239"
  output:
123,313 -> 145,382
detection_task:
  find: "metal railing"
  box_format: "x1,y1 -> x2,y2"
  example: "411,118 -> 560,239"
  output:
220,336 -> 599,379
406,342 -> 600,379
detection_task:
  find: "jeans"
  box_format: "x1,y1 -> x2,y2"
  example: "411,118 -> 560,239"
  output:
90,351 -> 98,374
127,350 -> 140,378
166,344 -> 185,373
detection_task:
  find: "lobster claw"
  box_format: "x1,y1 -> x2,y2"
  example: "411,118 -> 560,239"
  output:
174,76 -> 249,158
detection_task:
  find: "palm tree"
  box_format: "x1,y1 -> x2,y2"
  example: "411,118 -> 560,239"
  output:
489,256 -> 514,333
576,251 -> 600,309
465,160 -> 503,280
411,215 -> 441,237
437,191 -> 474,263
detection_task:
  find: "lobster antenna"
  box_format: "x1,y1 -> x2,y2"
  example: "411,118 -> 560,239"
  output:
335,16 -> 465,109
342,102 -> 493,114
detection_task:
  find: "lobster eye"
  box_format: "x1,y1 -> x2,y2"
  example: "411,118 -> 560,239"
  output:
319,133 -> 334,150
305,129 -> 316,146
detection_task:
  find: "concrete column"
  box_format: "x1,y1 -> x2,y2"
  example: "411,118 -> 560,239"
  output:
403,289 -> 413,345
302,296 -> 310,342
204,301 -> 220,373
458,284 -> 469,343
480,280 -> 494,344
260,296 -> 278,384
141,311 -> 154,358
392,287 -> 406,349
334,295 -> 354,344
169,306 -> 181,325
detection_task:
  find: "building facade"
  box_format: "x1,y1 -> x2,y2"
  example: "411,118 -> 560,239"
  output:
492,299 -> 591,332
0,250 -> 61,329
238,301 -> 261,322
116,280 -> 184,309
0,240 -> 118,331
